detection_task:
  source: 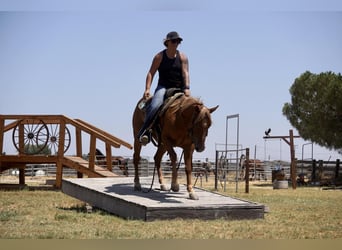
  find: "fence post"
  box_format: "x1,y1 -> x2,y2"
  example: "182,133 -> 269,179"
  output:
289,129 -> 297,189
245,148 -> 250,193
318,160 -> 323,182
215,150 -> 218,190
0,116 -> 4,155
335,159 -> 340,182
312,159 -> 316,183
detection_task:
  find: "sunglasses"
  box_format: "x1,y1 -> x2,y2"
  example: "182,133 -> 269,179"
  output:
170,39 -> 181,44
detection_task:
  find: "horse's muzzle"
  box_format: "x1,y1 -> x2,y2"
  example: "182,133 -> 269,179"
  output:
195,145 -> 205,152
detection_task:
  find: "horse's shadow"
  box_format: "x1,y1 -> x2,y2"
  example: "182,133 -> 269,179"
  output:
104,183 -> 184,204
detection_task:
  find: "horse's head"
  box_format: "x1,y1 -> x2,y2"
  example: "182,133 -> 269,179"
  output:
191,104 -> 219,152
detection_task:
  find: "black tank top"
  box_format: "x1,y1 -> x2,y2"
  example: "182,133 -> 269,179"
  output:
158,50 -> 184,89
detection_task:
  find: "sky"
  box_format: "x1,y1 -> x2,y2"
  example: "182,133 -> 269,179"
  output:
1,1 -> 342,162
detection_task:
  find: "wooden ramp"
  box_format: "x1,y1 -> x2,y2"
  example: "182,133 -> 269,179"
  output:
62,177 -> 266,221
61,156 -> 117,177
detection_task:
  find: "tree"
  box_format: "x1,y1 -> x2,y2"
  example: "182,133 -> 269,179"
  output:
282,71 -> 342,152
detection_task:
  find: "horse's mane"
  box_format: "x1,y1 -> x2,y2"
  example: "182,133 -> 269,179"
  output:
168,96 -> 212,127
176,96 -> 203,111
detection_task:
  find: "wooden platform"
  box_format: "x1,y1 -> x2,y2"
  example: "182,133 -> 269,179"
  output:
62,177 -> 266,221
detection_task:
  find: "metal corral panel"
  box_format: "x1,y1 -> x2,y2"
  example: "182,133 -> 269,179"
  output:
62,177 -> 265,221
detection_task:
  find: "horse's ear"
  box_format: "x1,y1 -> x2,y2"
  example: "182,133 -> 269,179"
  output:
209,105 -> 219,113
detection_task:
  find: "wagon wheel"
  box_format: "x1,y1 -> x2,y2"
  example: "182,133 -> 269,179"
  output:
40,124 -> 71,155
12,119 -> 49,155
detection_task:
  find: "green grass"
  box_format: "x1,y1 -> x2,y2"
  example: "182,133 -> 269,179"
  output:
0,178 -> 342,239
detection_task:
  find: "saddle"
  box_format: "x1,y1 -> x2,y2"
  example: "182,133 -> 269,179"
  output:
143,88 -> 184,146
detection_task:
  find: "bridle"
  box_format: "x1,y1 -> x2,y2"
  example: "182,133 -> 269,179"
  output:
188,105 -> 209,143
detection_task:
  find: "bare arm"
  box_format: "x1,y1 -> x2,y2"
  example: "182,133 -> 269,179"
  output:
180,52 -> 190,96
144,52 -> 162,99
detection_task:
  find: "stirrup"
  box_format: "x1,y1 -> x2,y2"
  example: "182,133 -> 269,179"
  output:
139,130 -> 151,146
139,135 -> 150,146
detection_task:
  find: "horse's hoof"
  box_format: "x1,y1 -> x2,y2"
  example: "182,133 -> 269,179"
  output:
134,183 -> 142,191
160,184 -> 167,191
171,183 -> 180,192
189,192 -> 199,200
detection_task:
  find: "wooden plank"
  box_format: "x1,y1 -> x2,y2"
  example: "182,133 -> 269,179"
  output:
62,156 -> 117,177
0,155 -> 58,164
62,177 -> 265,221
0,114 -> 63,120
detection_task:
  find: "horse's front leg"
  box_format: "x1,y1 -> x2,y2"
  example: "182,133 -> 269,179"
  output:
154,146 -> 167,191
184,146 -> 198,200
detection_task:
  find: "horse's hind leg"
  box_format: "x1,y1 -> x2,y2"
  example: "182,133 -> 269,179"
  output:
133,140 -> 142,191
154,146 -> 167,191
166,147 -> 179,192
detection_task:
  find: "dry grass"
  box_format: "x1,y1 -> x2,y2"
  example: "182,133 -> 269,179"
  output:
0,176 -> 342,239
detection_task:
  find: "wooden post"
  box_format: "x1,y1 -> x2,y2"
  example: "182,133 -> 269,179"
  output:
18,121 -> 26,185
245,148 -> 250,194
0,116 -> 4,155
215,151 -> 219,190
75,127 -> 83,178
106,143 -> 112,171
56,160 -> 63,188
289,129 -> 297,189
76,127 -> 82,157
19,121 -> 25,155
57,119 -> 66,157
56,119 -> 66,188
263,130 -> 300,190
88,134 -> 96,172
19,165 -> 25,185
312,159 -> 317,183
318,160 -> 323,182
335,159 -> 340,182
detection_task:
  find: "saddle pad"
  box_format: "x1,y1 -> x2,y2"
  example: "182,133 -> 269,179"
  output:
159,92 -> 184,117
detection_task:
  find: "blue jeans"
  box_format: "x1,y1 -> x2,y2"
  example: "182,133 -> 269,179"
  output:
138,85 -> 166,138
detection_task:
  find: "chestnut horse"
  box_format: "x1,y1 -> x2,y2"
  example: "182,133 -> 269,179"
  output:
132,95 -> 218,200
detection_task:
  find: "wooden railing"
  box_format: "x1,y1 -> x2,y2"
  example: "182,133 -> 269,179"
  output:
0,114 -> 133,187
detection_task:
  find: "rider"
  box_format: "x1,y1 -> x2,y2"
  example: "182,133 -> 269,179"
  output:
138,31 -> 191,145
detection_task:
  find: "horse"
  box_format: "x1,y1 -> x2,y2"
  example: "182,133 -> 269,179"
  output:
132,94 -> 218,200
89,148 -> 129,176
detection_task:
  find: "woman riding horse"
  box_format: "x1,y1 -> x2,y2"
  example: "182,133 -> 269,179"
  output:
137,31 -> 190,145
